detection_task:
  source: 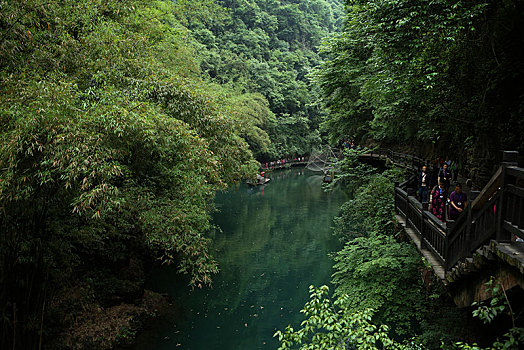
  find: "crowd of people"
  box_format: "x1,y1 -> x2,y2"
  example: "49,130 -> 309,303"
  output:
342,139 -> 358,150
417,157 -> 467,222
264,157 -> 307,169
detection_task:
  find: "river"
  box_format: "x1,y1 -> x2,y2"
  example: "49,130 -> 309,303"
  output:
137,168 -> 347,349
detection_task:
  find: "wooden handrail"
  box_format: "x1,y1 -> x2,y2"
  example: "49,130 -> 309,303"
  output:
506,166 -> 524,179
260,159 -> 308,170
393,153 -> 524,273
470,166 -> 502,211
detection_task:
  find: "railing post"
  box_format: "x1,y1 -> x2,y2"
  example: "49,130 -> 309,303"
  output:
496,151 -> 518,242
465,205 -> 473,254
445,202 -> 453,226
496,166 -> 510,242
421,202 -> 428,249
444,224 -> 451,270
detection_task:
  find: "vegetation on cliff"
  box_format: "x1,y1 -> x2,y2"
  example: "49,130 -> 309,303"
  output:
314,0 -> 524,183
177,0 -> 344,159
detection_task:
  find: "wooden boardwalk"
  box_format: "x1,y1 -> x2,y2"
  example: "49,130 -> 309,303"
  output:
391,150 -> 524,303
260,159 -> 308,170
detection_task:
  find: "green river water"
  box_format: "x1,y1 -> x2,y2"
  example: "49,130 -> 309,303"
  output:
139,168 -> 348,349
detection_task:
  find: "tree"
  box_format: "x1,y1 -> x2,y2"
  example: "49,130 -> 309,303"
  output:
274,285 -> 423,349
315,0 -> 524,184
0,0 -> 262,347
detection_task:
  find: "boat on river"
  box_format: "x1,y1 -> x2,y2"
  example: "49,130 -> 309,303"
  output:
247,178 -> 271,186
247,172 -> 271,186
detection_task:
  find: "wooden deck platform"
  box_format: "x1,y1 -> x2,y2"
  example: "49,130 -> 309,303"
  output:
493,242 -> 524,275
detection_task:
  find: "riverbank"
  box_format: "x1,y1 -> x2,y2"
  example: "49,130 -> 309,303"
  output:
54,290 -> 173,349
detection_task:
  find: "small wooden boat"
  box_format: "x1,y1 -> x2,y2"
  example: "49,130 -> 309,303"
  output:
247,178 -> 271,186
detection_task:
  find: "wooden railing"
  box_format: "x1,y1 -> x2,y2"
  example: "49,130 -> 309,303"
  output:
260,158 -> 308,170
394,151 -> 524,272
368,148 -> 429,172
502,167 -> 524,240
395,187 -> 448,265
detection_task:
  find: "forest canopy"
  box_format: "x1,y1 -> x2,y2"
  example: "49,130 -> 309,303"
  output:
174,0 -> 345,159
314,0 -> 524,183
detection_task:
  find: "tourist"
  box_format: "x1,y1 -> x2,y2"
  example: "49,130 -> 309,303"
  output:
438,163 -> 451,193
449,183 -> 468,220
256,172 -> 263,184
418,165 -> 430,203
323,170 -> 332,183
259,171 -> 268,184
429,182 -> 447,222
445,156 -> 451,168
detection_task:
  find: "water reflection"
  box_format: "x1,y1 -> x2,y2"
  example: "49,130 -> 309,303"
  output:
142,169 -> 347,350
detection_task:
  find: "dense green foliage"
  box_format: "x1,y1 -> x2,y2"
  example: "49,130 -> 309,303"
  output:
275,285 -> 423,350
332,175 -> 394,240
315,0 -> 524,183
0,0 -> 346,347
332,231 -> 425,338
275,285 -> 523,350
176,0 -> 345,159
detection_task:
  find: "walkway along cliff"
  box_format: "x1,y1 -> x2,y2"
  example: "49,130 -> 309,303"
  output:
364,150 -> 524,307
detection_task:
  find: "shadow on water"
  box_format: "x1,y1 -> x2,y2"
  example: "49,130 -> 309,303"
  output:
134,169 -> 347,350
